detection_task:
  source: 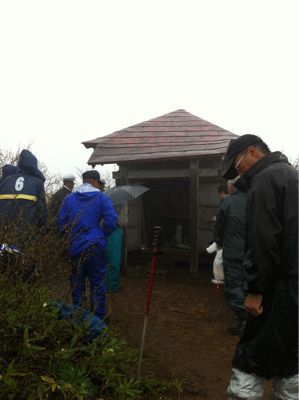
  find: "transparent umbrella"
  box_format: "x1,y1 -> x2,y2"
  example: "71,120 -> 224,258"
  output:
105,184 -> 149,205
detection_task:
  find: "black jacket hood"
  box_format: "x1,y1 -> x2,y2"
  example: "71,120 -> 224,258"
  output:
0,164 -> 18,184
18,150 -> 45,182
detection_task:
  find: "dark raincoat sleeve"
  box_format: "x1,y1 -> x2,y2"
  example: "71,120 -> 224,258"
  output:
213,204 -> 226,248
101,195 -> 118,237
56,197 -> 69,231
243,179 -> 282,294
36,184 -> 48,228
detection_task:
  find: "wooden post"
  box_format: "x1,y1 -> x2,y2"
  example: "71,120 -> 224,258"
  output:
189,159 -> 200,277
119,165 -> 129,275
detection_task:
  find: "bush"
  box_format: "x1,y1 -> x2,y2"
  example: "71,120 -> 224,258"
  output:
0,147 -> 181,399
0,277 -> 179,400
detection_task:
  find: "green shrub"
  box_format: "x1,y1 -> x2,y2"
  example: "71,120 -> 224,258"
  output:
0,279 -> 179,399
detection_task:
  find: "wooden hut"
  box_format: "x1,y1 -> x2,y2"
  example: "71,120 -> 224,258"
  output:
83,109 -> 238,276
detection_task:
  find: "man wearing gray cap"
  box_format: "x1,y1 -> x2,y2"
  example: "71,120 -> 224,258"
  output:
99,178 -> 106,192
223,135 -> 298,399
48,173 -> 76,220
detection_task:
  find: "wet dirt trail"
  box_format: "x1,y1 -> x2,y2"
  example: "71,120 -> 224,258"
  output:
107,266 -> 239,399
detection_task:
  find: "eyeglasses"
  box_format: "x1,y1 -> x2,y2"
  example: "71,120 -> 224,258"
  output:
234,152 -> 246,170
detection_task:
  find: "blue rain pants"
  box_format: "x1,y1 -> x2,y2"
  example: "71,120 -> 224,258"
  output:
71,244 -> 107,320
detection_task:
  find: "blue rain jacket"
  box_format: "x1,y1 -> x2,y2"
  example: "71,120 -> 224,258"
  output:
57,184 -> 117,256
53,300 -> 106,341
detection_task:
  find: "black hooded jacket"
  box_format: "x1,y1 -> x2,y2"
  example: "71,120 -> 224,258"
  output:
234,151 -> 298,295
231,151 -> 298,379
0,150 -> 47,234
0,164 -> 18,184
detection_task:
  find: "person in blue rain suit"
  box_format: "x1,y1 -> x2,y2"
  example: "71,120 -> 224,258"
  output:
57,170 -> 117,320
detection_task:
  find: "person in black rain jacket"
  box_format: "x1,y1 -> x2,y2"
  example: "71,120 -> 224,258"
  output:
0,164 -> 18,184
0,149 -> 47,273
48,173 -> 75,222
222,134 -> 298,400
214,181 -> 247,335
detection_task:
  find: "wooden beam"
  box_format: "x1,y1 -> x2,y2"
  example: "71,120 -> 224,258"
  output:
189,160 -> 200,277
119,165 -> 129,275
113,168 -> 218,180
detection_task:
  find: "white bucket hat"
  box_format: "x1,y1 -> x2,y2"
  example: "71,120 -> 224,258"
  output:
62,173 -> 76,182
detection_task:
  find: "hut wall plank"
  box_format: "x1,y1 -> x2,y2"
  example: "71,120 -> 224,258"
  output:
189,159 -> 199,277
119,165 -> 129,275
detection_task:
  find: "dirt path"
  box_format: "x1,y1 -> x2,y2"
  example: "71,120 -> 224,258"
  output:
107,265 -> 239,399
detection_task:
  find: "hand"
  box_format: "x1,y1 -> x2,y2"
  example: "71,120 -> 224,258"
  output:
244,293 -> 263,316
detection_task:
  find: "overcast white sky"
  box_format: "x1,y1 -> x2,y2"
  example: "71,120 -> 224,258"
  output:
0,0 -> 298,178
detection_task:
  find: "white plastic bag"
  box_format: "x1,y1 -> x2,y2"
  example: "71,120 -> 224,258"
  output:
206,242 -> 224,283
213,248 -> 224,282
206,242 -> 217,254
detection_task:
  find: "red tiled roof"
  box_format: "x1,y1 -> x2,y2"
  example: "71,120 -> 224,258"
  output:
82,109 -> 238,165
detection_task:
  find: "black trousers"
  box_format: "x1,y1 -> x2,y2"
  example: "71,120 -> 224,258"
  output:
233,279 -> 298,379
